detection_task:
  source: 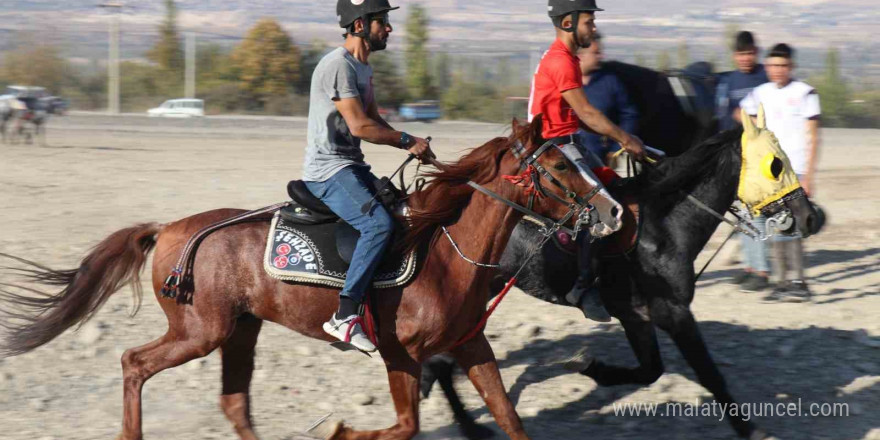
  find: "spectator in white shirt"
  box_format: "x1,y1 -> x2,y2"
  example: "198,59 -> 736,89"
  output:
740,43 -> 821,301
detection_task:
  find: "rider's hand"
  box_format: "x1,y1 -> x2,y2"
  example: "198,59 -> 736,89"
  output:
620,134 -> 646,161
407,136 -> 431,159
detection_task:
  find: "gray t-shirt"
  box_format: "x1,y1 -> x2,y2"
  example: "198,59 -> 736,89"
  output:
302,47 -> 375,182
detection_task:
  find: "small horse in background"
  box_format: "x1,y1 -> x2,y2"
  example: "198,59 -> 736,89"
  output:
6,96 -> 65,146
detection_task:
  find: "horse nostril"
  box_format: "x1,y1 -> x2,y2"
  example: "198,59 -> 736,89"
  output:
611,206 -> 619,217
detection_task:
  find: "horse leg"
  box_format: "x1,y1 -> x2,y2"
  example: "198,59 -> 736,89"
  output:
118,316 -> 235,440
219,314 -> 263,440
653,304 -> 763,439
36,122 -> 45,146
324,358 -> 421,440
452,334 -> 528,440
424,354 -> 495,440
569,319 -> 664,386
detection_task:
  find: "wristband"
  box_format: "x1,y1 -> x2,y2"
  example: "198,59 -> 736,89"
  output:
399,132 -> 412,149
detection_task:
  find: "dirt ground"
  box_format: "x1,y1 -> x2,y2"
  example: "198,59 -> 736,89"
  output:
0,115 -> 877,440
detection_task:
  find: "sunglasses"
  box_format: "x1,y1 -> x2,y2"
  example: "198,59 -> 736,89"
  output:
371,14 -> 390,26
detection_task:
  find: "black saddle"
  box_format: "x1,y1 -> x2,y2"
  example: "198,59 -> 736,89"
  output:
285,180 -> 339,224
282,178 -> 406,264
284,178 -> 404,226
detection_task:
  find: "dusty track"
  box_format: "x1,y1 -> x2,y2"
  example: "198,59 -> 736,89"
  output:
0,115 -> 877,439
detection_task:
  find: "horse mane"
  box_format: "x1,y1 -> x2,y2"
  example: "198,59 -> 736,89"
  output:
630,127 -> 742,196
399,118 -> 541,254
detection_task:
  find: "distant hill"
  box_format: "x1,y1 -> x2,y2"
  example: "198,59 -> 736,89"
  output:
1,0 -> 878,84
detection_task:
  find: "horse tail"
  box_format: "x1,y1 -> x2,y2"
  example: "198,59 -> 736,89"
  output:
0,223 -> 162,357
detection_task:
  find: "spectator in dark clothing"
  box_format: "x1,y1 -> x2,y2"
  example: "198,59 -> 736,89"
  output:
716,31 -> 769,132
719,31 -> 773,293
575,33 -> 639,165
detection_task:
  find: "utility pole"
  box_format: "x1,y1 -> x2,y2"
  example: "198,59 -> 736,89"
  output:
100,1 -> 123,115
185,32 -> 196,99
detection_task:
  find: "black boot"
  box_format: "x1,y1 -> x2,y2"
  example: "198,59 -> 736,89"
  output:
566,232 -> 611,322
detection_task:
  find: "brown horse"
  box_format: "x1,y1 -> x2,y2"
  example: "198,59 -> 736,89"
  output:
0,118 -> 619,440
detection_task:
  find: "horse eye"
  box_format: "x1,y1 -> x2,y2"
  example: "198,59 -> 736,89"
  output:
770,157 -> 784,179
760,154 -> 785,181
553,162 -> 568,171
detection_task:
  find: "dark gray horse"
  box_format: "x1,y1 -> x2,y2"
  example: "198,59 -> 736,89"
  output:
424,126 -> 822,440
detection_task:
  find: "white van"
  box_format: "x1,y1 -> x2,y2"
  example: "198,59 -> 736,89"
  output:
147,99 -> 205,118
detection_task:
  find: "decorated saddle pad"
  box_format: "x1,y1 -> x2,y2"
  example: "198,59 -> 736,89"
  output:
263,211 -> 417,289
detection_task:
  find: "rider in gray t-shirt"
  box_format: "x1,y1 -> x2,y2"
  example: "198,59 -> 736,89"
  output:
303,46 -> 375,181
302,0 -> 432,353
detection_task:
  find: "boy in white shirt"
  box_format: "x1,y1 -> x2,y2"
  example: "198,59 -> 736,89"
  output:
740,43 -> 821,301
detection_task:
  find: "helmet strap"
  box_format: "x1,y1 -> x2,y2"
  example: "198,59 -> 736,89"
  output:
554,11 -> 579,33
351,15 -> 371,39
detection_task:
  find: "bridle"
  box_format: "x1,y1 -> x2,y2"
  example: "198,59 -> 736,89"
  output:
459,139 -> 604,238
433,138 -> 605,271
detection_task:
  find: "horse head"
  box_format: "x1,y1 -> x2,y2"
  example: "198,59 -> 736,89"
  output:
509,117 -> 623,238
739,106 -> 820,237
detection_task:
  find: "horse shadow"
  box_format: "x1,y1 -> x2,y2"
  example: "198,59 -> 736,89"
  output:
421,323 -> 879,439
693,247 -> 880,298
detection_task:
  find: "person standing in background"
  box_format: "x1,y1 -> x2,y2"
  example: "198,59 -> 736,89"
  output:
575,32 -> 640,167
740,43 -> 821,301
717,31 -> 769,131
717,31 -> 772,292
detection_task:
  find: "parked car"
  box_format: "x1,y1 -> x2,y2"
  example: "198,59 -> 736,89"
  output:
147,99 -> 205,118
399,100 -> 442,122
2,86 -> 49,100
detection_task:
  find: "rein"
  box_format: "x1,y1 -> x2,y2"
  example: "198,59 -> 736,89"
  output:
424,138 -> 602,350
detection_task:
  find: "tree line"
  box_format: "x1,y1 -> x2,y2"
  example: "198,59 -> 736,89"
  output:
0,1 -> 877,127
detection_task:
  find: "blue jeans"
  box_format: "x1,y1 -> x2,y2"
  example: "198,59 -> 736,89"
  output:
304,166 -> 394,303
741,215 -> 770,273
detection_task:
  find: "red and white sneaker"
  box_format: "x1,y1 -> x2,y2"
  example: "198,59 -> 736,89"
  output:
323,314 -> 376,353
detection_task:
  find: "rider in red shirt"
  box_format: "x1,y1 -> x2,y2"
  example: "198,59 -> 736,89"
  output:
530,0 -> 645,321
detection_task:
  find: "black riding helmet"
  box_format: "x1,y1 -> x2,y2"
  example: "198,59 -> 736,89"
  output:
548,0 -> 603,32
337,0 -> 399,37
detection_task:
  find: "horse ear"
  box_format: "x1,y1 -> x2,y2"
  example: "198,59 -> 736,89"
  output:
756,104 -> 767,129
529,114 -> 544,144
741,108 -> 759,140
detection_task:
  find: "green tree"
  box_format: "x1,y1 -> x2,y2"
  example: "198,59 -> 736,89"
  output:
371,52 -> 408,108
0,43 -> 68,93
147,0 -> 184,73
634,52 -> 646,67
432,50 -> 452,95
676,41 -> 689,69
441,64 -> 510,122
230,19 -> 301,106
812,48 -> 851,127
656,50 -> 671,71
405,4 -> 433,100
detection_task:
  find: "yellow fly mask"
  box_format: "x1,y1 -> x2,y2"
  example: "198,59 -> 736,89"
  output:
737,106 -> 803,216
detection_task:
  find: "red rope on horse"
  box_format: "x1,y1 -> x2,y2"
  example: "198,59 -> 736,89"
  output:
363,301 -> 378,346
502,166 -> 541,197
450,276 -> 518,351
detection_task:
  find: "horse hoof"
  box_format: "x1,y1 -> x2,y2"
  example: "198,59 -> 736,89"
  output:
562,347 -> 594,373
459,422 -> 496,440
